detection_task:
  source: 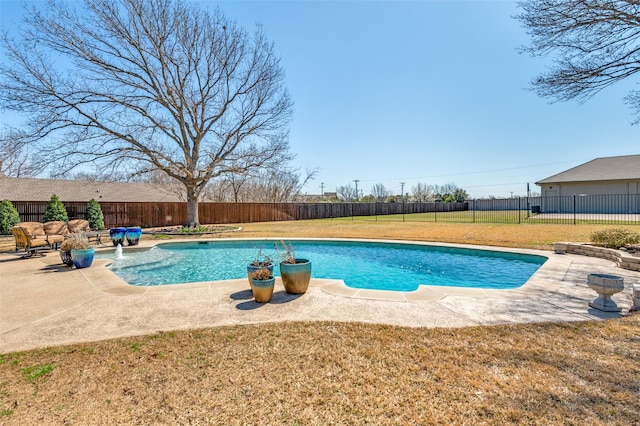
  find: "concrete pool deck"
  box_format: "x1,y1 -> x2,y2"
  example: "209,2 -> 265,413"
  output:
1,239 -> 639,354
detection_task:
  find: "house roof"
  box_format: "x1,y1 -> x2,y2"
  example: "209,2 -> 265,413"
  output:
0,176 -> 182,202
536,154 -> 640,185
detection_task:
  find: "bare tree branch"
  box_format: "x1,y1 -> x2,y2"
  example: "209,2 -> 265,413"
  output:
0,0 -> 293,225
516,0 -> 640,122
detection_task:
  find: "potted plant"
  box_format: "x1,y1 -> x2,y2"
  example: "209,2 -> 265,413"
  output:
65,233 -> 95,269
249,267 -> 275,303
275,240 -> 311,294
125,226 -> 142,245
59,238 -> 75,267
247,248 -> 274,284
109,227 -> 127,246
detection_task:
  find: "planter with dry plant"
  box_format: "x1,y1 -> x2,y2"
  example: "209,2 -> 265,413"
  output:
249,267 -> 275,303
62,233 -> 94,269
247,248 -> 274,285
275,240 -> 311,294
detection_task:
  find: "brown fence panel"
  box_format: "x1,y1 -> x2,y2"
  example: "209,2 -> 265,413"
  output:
11,200 -> 468,228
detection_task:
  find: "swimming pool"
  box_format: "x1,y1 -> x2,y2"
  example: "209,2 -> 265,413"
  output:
98,239 -> 547,292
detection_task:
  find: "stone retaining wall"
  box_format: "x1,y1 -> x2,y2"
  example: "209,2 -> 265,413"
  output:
554,242 -> 640,272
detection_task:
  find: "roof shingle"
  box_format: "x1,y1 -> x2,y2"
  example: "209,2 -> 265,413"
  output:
0,176 -> 182,202
536,154 -> 640,184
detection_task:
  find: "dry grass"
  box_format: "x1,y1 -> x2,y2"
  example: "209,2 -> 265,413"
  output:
2,219 -> 640,424
1,320 -> 638,425
220,219 -> 617,250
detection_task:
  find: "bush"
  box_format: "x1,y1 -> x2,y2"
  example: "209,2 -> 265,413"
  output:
590,228 -> 640,249
0,199 -> 20,234
43,194 -> 69,222
85,198 -> 105,230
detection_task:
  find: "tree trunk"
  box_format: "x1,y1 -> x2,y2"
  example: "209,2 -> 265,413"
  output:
184,185 -> 200,228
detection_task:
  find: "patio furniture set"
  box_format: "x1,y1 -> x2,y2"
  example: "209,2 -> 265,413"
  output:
10,219 -> 103,258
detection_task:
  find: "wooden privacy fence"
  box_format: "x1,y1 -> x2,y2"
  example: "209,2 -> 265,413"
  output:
11,201 -> 466,228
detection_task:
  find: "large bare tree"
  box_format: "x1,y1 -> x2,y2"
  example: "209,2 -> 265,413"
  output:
0,0 -> 293,226
411,182 -> 435,202
370,183 -> 390,202
0,129 -> 41,177
336,184 -> 358,202
516,0 -> 640,122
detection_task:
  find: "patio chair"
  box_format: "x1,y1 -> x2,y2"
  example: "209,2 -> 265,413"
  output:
68,219 -> 103,245
43,221 -> 68,249
10,226 -> 53,258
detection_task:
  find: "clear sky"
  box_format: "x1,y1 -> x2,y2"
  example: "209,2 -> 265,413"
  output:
2,0 -> 638,198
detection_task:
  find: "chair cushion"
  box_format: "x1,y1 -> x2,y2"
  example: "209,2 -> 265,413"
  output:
19,222 -> 46,237
47,234 -> 65,244
68,219 -> 90,233
44,221 -> 69,236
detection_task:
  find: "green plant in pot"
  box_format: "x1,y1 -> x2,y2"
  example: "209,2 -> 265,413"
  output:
247,248 -> 274,284
249,267 -> 275,303
275,240 -> 311,294
65,233 -> 95,269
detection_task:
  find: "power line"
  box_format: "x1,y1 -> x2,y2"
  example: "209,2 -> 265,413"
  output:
346,158 -> 594,184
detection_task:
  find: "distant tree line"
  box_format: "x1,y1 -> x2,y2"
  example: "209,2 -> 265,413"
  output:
330,182 -> 470,203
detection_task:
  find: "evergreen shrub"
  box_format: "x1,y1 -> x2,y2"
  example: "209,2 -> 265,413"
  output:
0,199 -> 20,234
86,198 -> 105,230
43,194 -> 69,222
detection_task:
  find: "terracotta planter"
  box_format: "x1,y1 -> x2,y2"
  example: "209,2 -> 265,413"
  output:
71,247 -> 95,269
279,258 -> 311,294
250,277 -> 275,303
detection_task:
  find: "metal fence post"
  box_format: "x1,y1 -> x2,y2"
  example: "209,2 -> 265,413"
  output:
472,199 -> 476,223
573,194 -> 577,225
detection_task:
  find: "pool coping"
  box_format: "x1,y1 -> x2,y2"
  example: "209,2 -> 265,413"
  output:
94,237 -> 563,302
3,236 -> 639,354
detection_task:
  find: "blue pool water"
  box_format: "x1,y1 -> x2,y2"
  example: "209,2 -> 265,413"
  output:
98,240 -> 547,292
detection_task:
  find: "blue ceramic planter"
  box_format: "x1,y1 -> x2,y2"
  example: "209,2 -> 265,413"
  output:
279,258 -> 311,294
249,277 -> 275,303
71,248 -> 95,269
109,227 -> 126,247
125,227 -> 142,246
247,263 -> 274,285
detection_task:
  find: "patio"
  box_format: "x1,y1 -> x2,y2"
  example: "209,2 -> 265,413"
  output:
1,240 -> 638,354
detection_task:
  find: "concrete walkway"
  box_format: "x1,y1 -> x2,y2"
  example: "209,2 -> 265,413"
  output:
1,240 -> 639,354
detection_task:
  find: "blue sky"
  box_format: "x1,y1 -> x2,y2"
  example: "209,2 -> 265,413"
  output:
2,0 -> 638,198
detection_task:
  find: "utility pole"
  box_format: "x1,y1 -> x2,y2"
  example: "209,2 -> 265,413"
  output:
353,179 -> 359,201
400,182 -> 405,222
320,182 -> 324,199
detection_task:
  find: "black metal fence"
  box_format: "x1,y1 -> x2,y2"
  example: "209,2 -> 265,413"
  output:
332,194 -> 640,225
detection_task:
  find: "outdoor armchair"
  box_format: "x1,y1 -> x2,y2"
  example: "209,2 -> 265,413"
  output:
10,226 -> 53,257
